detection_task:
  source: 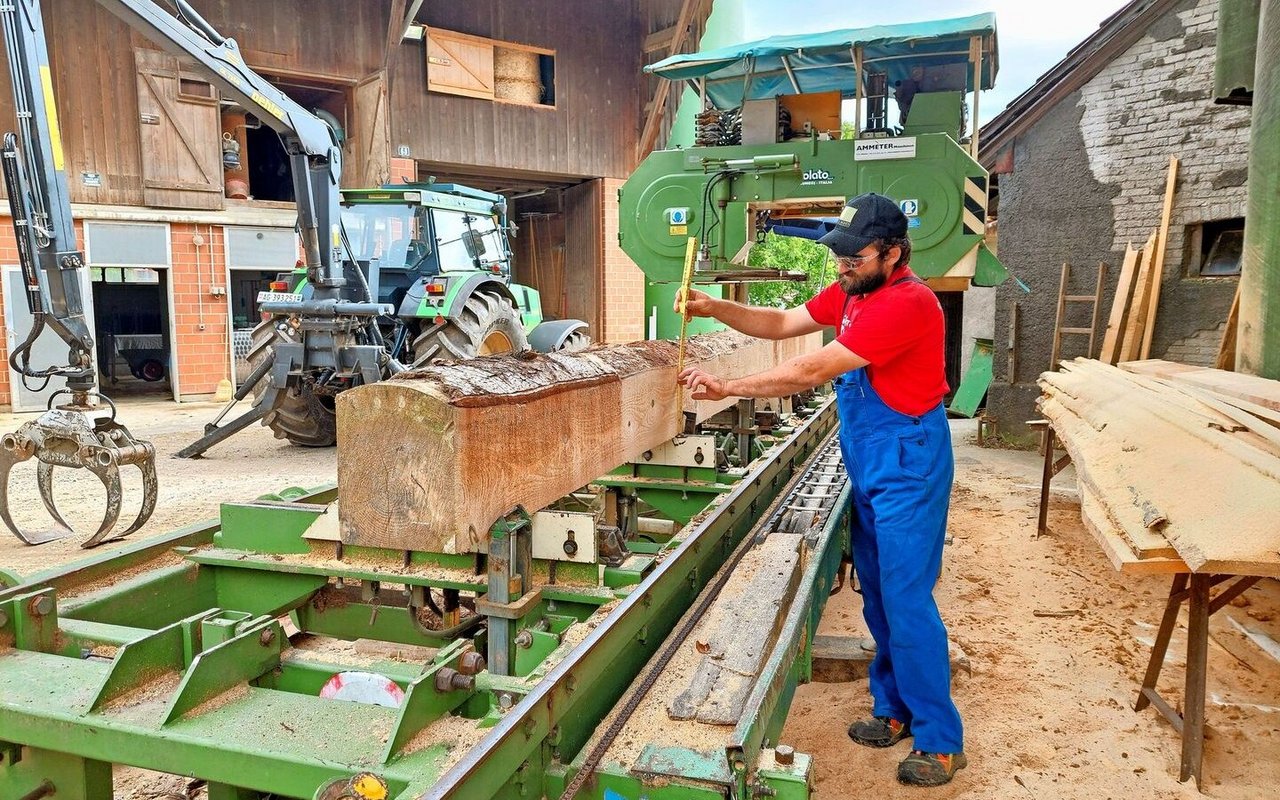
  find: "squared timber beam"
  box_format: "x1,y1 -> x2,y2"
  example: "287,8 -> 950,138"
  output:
336,330 -> 821,553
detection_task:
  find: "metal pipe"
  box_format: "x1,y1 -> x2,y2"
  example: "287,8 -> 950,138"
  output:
257,299 -> 393,316
1237,0 -> 1280,376
17,780 -> 55,800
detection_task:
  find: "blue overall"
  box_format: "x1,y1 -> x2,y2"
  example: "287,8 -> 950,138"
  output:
835,317 -> 963,754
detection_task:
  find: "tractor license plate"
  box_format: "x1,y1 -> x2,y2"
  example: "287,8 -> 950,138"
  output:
257,291 -> 303,304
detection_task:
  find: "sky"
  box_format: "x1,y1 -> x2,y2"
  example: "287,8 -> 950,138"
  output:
740,0 -> 1135,125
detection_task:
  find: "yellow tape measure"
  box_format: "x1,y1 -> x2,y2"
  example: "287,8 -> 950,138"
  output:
675,236 -> 697,426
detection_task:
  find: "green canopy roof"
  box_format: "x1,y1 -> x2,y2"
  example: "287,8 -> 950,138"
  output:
646,13 -> 998,109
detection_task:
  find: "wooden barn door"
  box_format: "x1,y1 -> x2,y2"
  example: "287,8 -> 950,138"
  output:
346,71 -> 389,189
134,48 -> 223,210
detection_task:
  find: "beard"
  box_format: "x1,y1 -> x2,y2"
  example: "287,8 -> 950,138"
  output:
839,268 -> 889,296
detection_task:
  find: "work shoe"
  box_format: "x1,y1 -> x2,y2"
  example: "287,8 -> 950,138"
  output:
897,750 -> 968,787
847,716 -> 911,748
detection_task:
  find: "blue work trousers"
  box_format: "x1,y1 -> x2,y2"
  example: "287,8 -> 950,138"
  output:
835,367 -> 963,754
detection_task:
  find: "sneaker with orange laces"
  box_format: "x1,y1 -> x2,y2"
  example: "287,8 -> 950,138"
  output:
847,716 -> 912,748
897,750 -> 968,786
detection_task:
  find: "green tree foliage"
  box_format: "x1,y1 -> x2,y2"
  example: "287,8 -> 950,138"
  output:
746,232 -> 835,308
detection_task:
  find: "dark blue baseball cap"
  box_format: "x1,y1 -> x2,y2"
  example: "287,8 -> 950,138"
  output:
818,193 -> 909,257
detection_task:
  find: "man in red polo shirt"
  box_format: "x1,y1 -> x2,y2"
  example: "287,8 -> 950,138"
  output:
677,193 -> 965,787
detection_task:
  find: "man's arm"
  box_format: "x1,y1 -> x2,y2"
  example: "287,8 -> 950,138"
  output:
679,340 -> 867,401
678,289 -> 824,341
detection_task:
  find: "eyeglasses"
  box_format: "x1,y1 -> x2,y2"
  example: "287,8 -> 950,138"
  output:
836,252 -> 881,269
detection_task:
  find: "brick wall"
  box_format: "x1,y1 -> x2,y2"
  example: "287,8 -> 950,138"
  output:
388,158 -> 416,185
1163,320 -> 1228,366
169,222 -> 232,399
0,218 -> 234,409
600,177 -> 646,343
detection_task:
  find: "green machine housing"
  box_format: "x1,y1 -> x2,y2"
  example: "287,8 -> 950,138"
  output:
619,13 -> 1008,337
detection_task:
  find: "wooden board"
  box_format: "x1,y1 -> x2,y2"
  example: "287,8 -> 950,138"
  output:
1077,481 -> 1187,574
1099,244 -> 1140,364
336,330 -> 822,553
1039,362 -> 1280,577
1140,156 -> 1179,359
1118,231 -> 1158,362
1216,282 -> 1242,371
1120,360 -> 1280,413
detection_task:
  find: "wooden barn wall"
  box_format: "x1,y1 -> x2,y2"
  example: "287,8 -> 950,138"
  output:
390,0 -> 645,181
0,0 -> 389,206
563,180 -> 603,334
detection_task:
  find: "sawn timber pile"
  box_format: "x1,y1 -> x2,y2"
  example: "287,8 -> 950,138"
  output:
1038,358 -> 1280,576
336,330 -> 822,553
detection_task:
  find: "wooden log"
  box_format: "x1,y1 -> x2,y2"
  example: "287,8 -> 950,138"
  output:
335,331 -> 822,553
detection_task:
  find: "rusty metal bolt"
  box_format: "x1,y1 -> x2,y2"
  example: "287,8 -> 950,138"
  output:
434,667 -> 475,693
27,595 -> 53,617
515,629 -> 533,649
457,650 -> 487,675
775,744 -> 795,766
498,692 -> 515,710
258,628 -> 276,646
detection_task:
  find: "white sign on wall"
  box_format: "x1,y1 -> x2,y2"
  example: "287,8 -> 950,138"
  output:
854,137 -> 917,161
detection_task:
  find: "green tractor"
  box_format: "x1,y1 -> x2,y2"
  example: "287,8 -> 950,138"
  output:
249,181 -> 589,446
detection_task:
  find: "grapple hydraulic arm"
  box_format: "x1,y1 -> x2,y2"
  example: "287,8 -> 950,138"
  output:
0,0 -> 157,546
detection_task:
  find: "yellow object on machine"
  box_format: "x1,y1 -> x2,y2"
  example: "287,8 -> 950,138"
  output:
674,235 -> 697,426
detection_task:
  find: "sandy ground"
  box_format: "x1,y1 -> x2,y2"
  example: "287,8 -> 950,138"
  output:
0,397 -> 337,579
1,400 -> 1277,799
782,425 -> 1280,799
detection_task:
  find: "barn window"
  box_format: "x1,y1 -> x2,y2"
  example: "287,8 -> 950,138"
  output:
1186,218 -> 1244,277
425,28 -> 555,108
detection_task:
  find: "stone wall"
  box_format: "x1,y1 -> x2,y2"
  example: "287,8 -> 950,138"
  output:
985,0 -> 1249,435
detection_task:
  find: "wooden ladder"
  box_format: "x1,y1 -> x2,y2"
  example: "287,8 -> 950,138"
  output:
1049,261 -> 1108,370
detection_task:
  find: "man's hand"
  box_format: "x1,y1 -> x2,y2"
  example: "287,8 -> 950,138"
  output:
678,366 -> 731,401
674,288 -> 716,321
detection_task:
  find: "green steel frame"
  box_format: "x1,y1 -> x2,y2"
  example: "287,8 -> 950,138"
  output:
0,399 -> 841,800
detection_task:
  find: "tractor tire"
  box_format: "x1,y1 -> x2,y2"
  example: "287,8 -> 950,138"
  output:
248,318 -> 337,447
411,289 -> 529,366
557,329 -> 592,352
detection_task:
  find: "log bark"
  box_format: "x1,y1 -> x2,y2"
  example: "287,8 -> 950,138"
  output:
335,330 -> 822,552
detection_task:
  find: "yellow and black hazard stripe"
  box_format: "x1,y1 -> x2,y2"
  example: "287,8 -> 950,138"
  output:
962,175 -> 988,236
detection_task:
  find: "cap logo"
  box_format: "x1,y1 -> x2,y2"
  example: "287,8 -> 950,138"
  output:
839,206 -> 857,225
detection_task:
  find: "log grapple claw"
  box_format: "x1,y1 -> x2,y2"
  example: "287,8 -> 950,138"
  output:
0,398 -> 157,548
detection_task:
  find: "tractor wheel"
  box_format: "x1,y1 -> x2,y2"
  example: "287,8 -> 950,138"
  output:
411,289 -> 529,366
557,329 -> 592,352
248,317 -> 337,447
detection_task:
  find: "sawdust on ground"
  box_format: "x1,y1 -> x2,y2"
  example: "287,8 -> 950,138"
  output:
5,402 -> 1279,800
780,423 -> 1280,800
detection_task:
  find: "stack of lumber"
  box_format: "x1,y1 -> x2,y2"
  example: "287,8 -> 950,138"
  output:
1038,358 -> 1280,577
335,330 -> 822,553
1099,156 -> 1179,364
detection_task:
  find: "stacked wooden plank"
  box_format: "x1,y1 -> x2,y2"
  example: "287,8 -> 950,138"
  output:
1098,156 -> 1179,365
335,330 -> 822,553
1038,358 -> 1280,577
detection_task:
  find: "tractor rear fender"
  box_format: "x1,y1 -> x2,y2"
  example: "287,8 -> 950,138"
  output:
397,274 -> 517,320
527,319 -> 589,353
